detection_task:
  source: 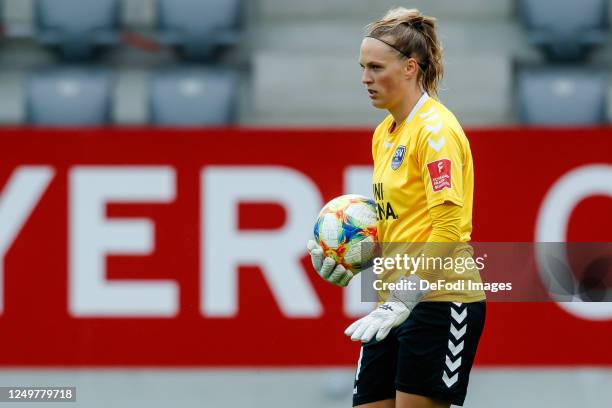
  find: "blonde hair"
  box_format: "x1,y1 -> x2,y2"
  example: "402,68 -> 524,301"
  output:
366,7 -> 444,98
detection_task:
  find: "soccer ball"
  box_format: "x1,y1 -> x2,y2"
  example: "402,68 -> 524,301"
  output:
313,194 -> 378,273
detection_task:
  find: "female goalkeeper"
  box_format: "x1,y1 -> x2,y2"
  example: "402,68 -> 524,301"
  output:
307,7 -> 486,408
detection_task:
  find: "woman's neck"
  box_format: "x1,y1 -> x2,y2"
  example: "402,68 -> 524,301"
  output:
389,85 -> 424,127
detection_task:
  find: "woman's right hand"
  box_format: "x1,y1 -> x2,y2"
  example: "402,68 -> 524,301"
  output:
306,240 -> 354,287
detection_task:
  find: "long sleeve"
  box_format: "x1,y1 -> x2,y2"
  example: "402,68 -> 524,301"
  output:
414,202 -> 463,282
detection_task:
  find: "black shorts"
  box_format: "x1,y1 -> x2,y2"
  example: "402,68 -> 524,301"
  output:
352,301 -> 486,407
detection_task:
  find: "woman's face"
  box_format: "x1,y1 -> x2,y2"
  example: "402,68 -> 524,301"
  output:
359,37 -> 414,110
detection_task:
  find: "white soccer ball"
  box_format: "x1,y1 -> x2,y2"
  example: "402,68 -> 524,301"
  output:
313,194 -> 378,272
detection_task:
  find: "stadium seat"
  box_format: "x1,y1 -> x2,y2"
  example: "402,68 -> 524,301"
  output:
157,0 -> 242,60
35,0 -> 120,60
26,68 -> 113,125
0,0 -> 4,39
519,0 -> 609,60
149,68 -> 238,125
516,67 -> 607,125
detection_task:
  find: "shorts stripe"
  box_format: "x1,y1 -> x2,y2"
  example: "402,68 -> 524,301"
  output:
443,302 -> 467,388
354,345 -> 364,394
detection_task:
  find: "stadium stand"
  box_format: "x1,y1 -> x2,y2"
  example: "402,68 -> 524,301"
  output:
516,67 -> 608,125
519,0 -> 610,61
156,0 -> 243,60
257,0 -> 513,21
249,0 -> 520,126
26,68 -> 113,125
34,0 -> 120,60
251,52 -> 384,126
149,68 -> 238,125
0,0 -> 610,127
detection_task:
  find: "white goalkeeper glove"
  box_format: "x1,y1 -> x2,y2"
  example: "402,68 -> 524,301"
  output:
307,239 -> 354,287
344,300 -> 410,342
344,274 -> 430,342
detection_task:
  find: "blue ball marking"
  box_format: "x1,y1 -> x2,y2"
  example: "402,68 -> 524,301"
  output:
341,218 -> 362,243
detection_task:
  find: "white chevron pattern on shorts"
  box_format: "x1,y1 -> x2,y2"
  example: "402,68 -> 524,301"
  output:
448,339 -> 464,356
442,371 -> 459,387
445,355 -> 462,372
451,307 -> 467,324
450,323 -> 466,340
443,303 -> 468,388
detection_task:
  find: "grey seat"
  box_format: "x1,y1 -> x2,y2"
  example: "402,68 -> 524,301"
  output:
35,0 -> 120,60
157,0 -> 242,60
26,68 -> 113,125
519,0 -> 609,60
0,0 -> 4,40
150,68 -> 238,125
516,67 -> 607,125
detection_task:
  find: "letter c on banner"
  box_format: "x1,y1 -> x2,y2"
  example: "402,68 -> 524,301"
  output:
535,164 -> 612,321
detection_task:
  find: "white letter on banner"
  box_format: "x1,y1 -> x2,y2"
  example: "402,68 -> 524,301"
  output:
202,166 -> 323,317
0,166 -> 54,315
343,166 -> 377,317
536,164 -> 612,321
69,167 -> 178,317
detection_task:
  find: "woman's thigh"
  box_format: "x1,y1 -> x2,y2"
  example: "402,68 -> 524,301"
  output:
396,391 -> 450,408
354,398 -> 395,408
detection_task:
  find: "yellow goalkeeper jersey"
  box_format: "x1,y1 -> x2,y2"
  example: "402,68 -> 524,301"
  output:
372,92 -> 485,303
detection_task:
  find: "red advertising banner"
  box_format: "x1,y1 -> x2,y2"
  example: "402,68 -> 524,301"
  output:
0,127 -> 610,367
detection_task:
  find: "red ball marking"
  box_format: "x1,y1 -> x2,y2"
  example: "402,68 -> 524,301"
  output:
365,226 -> 378,240
319,240 -> 330,253
335,243 -> 347,257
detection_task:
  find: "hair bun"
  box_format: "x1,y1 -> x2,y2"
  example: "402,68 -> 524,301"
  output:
406,16 -> 425,30
382,7 -> 420,22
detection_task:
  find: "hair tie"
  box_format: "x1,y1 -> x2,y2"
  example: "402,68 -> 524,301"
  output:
365,36 -> 428,71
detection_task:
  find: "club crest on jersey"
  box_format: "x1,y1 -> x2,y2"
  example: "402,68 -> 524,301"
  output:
391,145 -> 406,170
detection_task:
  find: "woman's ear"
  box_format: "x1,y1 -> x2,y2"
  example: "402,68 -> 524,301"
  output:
404,58 -> 419,80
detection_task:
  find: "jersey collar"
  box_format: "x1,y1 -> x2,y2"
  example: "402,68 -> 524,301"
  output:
405,91 -> 430,126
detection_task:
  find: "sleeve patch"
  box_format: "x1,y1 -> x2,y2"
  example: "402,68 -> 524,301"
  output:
427,159 -> 452,192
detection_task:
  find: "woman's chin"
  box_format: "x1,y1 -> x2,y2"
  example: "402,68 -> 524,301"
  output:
370,99 -> 387,109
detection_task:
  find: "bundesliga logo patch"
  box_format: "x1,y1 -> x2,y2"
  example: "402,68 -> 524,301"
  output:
391,145 -> 406,170
427,159 -> 452,192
